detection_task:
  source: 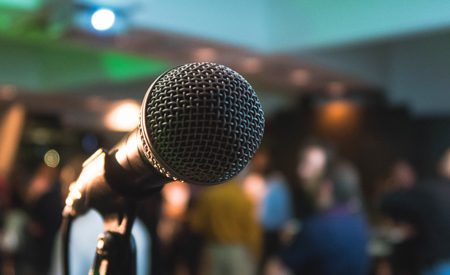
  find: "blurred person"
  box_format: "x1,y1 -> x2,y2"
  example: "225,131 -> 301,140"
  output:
25,163 -> 61,206
437,148 -> 450,181
0,171 -> 9,275
243,149 -> 269,206
372,160 -> 417,218
381,154 -> 450,275
242,173 -> 266,208
190,168 -> 262,275
157,181 -> 192,275
388,160 -> 417,190
0,171 -> 11,214
25,163 -> 63,275
267,142 -> 370,275
258,171 -> 293,259
0,162 -> 34,275
251,150 -> 293,273
137,193 -> 164,275
375,160 -> 418,275
294,140 -> 337,219
0,208 -> 29,275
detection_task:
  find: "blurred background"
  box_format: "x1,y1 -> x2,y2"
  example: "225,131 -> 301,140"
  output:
2,0 -> 450,275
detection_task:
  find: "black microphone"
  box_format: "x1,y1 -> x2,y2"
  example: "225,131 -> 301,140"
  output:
65,62 -> 265,215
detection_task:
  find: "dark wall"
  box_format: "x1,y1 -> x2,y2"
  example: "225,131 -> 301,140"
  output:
267,92 -> 415,212
413,117 -> 450,178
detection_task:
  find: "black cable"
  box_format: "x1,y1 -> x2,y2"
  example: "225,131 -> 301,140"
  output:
61,211 -> 74,275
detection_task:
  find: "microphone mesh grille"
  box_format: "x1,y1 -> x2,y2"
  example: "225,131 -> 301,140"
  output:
143,63 -> 264,185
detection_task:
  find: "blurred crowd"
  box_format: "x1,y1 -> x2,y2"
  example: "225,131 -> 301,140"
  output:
1,139 -> 450,275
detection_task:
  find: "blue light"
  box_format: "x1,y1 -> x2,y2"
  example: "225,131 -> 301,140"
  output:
82,133 -> 98,153
91,8 -> 115,31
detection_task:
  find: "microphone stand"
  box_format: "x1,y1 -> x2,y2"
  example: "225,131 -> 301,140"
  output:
91,206 -> 138,275
64,147 -> 167,275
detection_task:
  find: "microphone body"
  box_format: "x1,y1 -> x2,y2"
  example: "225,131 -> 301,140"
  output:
66,131 -> 169,216
62,62 -> 264,275
65,62 -> 265,216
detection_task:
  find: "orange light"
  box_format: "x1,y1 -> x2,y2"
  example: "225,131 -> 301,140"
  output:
317,101 -> 361,135
241,58 -> 262,74
243,173 -> 266,204
161,181 -> 190,219
324,101 -> 352,121
192,48 -> 217,62
105,101 -> 140,132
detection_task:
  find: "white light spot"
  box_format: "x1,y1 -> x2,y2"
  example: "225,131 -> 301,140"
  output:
105,101 -> 140,132
91,9 -> 115,31
290,69 -> 310,86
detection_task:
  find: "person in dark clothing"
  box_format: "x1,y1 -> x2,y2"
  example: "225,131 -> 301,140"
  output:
380,180 -> 450,274
380,151 -> 450,275
30,184 -> 63,274
280,204 -> 369,275
376,160 -> 421,275
268,142 -> 370,275
25,163 -> 63,275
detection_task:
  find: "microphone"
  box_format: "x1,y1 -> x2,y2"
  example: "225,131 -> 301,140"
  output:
65,62 -> 265,215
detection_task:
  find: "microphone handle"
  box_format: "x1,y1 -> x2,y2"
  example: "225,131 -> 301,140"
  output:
65,128 -> 170,217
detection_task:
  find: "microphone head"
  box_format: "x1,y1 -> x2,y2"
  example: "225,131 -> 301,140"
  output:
139,62 -> 265,185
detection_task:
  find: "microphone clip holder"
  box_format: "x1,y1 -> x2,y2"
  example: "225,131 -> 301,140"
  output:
63,148 -> 163,275
91,227 -> 137,275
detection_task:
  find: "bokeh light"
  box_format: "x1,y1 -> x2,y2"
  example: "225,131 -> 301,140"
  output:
44,149 -> 60,168
82,133 -> 99,153
317,101 -> 361,136
105,101 -> 140,132
91,9 -> 116,31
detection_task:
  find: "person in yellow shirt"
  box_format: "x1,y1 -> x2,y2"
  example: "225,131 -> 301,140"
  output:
190,177 -> 262,275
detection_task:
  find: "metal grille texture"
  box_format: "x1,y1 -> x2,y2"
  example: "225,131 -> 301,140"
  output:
141,62 -> 265,185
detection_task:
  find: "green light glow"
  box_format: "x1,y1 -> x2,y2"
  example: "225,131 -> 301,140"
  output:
0,35 -> 172,91
101,52 -> 170,82
0,0 -> 42,10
